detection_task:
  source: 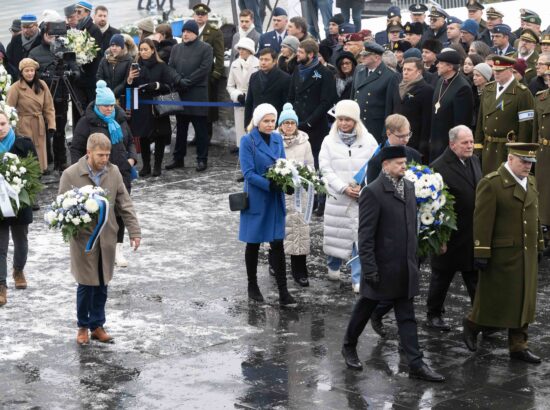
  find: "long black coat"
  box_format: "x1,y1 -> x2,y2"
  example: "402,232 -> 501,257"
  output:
72,103 -> 137,191
156,38 -> 177,64
245,67 -> 290,127
350,62 -> 399,143
168,39 -> 213,117
6,33 -> 42,79
288,63 -> 336,155
76,18 -> 103,92
394,79 -> 434,162
429,73 -> 473,162
430,147 -> 481,271
358,173 -> 419,300
96,52 -> 133,100
0,137 -> 37,226
366,144 -> 422,184
98,25 -> 121,54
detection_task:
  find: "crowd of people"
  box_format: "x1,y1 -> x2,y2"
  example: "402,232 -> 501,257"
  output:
0,0 -> 548,384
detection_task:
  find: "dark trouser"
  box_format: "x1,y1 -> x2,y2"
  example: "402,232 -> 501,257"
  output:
340,4 -> 362,33
238,0 -> 263,33
116,215 -> 125,243
53,100 -> 68,168
344,296 -> 424,369
174,114 -> 209,163
0,224 -> 28,285
140,136 -> 166,168
465,319 -> 529,353
372,300 -> 394,319
76,249 -> 107,330
427,267 -> 478,318
245,240 -> 289,292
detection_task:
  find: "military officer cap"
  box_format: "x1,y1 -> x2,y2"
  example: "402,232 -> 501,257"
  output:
393,40 -> 412,52
272,7 -> 287,17
492,24 -> 512,37
491,55 -> 515,71
521,11 -> 541,25
436,50 -> 461,65
428,6 -> 448,19
339,23 -> 356,35
387,6 -> 401,18
520,28 -> 540,44
506,143 -> 539,162
409,3 -> 428,15
466,0 -> 484,11
380,145 -> 407,162
387,21 -> 404,32
403,22 -> 423,35
192,3 -> 211,15
485,7 -> 504,19
362,41 -> 385,55
542,33 -> 550,45
446,16 -> 463,26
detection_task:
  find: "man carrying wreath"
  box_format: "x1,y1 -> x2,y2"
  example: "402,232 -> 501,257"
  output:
59,133 -> 141,345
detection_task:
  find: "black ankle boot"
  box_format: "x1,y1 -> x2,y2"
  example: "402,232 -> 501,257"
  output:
290,255 -> 309,287
141,163 -> 151,176
153,144 -> 164,176
278,288 -> 296,306
248,283 -> 264,302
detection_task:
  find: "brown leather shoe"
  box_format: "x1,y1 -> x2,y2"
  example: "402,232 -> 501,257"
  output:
77,328 -> 89,345
0,284 -> 6,306
13,269 -> 27,289
91,327 -> 114,343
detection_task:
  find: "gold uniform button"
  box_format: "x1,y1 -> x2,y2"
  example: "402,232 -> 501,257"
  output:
475,240 -> 480,246
525,246 -> 528,250
524,220 -> 527,224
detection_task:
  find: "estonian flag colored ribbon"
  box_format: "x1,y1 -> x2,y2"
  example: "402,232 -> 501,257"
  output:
85,195 -> 110,253
353,142 -> 385,185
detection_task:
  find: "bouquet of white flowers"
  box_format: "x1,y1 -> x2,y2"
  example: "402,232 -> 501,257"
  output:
265,158 -> 301,192
0,152 -> 42,218
404,163 -> 457,258
45,185 -> 108,243
64,29 -> 100,66
0,65 -> 12,100
0,101 -> 18,128
297,163 -> 329,195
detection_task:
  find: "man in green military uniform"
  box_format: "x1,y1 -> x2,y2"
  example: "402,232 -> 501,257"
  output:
463,143 -> 544,363
193,3 -> 225,139
475,55 -> 535,175
533,68 -> 550,243
513,28 -> 540,84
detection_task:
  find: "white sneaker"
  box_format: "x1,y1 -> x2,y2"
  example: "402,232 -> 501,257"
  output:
115,243 -> 129,267
352,283 -> 360,294
327,268 -> 341,281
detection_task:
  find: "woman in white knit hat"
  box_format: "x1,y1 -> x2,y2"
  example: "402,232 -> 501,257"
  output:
238,103 -> 297,306
319,100 -> 378,293
227,37 -> 259,155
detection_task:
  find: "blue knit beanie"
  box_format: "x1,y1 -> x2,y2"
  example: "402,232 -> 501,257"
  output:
109,34 -> 125,48
460,19 -> 479,37
95,80 -> 116,106
182,19 -> 199,36
278,103 -> 299,126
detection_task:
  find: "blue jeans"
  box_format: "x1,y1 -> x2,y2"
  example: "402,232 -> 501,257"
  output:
327,243 -> 361,285
239,0 -> 263,34
77,284 -> 108,330
340,4 -> 363,33
306,0 -> 334,40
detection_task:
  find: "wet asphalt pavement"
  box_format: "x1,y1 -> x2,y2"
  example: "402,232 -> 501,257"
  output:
2,135 -> 550,409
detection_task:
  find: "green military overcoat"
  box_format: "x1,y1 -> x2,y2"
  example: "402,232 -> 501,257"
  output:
199,22 -> 225,123
472,165 -> 544,328
475,79 -> 535,175
512,51 -> 539,84
533,89 -> 550,225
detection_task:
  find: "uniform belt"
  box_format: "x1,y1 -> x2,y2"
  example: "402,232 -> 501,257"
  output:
540,138 -> 550,146
485,136 -> 509,143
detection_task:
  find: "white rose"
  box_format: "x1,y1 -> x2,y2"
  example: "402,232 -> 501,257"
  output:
44,211 -> 57,224
79,185 -> 96,195
62,198 -> 74,210
84,198 -> 99,213
82,214 -> 92,224
19,167 -> 26,174
9,165 -> 16,173
72,217 -> 81,226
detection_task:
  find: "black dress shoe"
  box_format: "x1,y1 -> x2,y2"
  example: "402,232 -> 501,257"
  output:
165,160 -> 184,170
510,349 -> 542,364
236,176 -> 244,182
409,364 -> 445,382
247,283 -> 264,302
292,272 -> 309,287
370,315 -> 387,338
341,346 -> 363,370
462,317 -> 478,352
188,138 -> 196,146
196,162 -> 207,172
425,316 -> 451,331
140,165 -> 151,176
229,146 -> 239,154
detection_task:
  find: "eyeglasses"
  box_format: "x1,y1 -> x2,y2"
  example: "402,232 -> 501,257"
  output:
391,131 -> 412,139
281,121 -> 296,126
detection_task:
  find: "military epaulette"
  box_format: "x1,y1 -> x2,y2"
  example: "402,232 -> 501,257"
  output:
486,171 -> 499,179
538,89 -> 550,100
526,67 -> 533,73
517,83 -> 528,90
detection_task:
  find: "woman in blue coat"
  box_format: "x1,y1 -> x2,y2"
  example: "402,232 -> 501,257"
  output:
239,103 -> 296,307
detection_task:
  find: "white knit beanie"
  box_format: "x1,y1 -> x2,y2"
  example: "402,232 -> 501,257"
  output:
253,103 -> 278,126
334,100 -> 361,123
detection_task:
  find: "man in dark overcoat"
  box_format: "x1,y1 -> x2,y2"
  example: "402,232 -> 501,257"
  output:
244,48 -> 291,127
341,145 -> 445,382
288,39 -> 336,167
463,143 -> 544,363
350,42 -> 399,143
429,50 -> 473,162
6,14 -> 42,79
166,20 -> 213,172
426,125 -> 481,330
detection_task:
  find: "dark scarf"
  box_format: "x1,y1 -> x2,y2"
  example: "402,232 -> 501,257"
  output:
298,56 -> 319,81
399,74 -> 423,99
383,169 -> 405,200
77,15 -> 92,31
259,131 -> 271,146
140,57 -> 157,69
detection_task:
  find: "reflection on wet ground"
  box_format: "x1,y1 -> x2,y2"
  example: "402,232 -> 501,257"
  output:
1,145 -> 550,409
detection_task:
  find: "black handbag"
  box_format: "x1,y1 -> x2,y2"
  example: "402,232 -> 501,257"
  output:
153,90 -> 184,117
229,192 -> 248,211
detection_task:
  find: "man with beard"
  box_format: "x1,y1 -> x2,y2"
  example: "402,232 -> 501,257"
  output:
6,14 -> 42,79
429,50 -> 473,162
513,29 -> 540,84
404,22 -> 423,50
288,39 -> 336,167
93,6 -> 120,54
491,24 -> 516,56
341,145 -> 445,382
421,6 -> 448,45
528,53 -> 550,96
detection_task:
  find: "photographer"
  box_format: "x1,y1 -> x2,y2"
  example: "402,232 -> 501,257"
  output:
29,20 -> 81,172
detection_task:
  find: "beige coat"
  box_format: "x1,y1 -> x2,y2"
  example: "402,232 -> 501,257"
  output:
283,131 -> 314,255
59,157 -> 141,286
6,79 -> 55,171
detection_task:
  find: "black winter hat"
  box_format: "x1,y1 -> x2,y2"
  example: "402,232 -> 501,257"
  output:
421,38 -> 443,54
329,13 -> 345,26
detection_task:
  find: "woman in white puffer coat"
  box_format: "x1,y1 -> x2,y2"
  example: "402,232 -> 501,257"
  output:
278,103 -> 314,287
319,100 -> 378,293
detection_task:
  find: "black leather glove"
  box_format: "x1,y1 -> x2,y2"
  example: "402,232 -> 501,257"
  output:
364,271 -> 380,289
269,180 -> 283,193
474,257 -> 489,271
237,94 -> 246,104
178,79 -> 189,93
142,82 -> 159,92
285,185 -> 295,195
